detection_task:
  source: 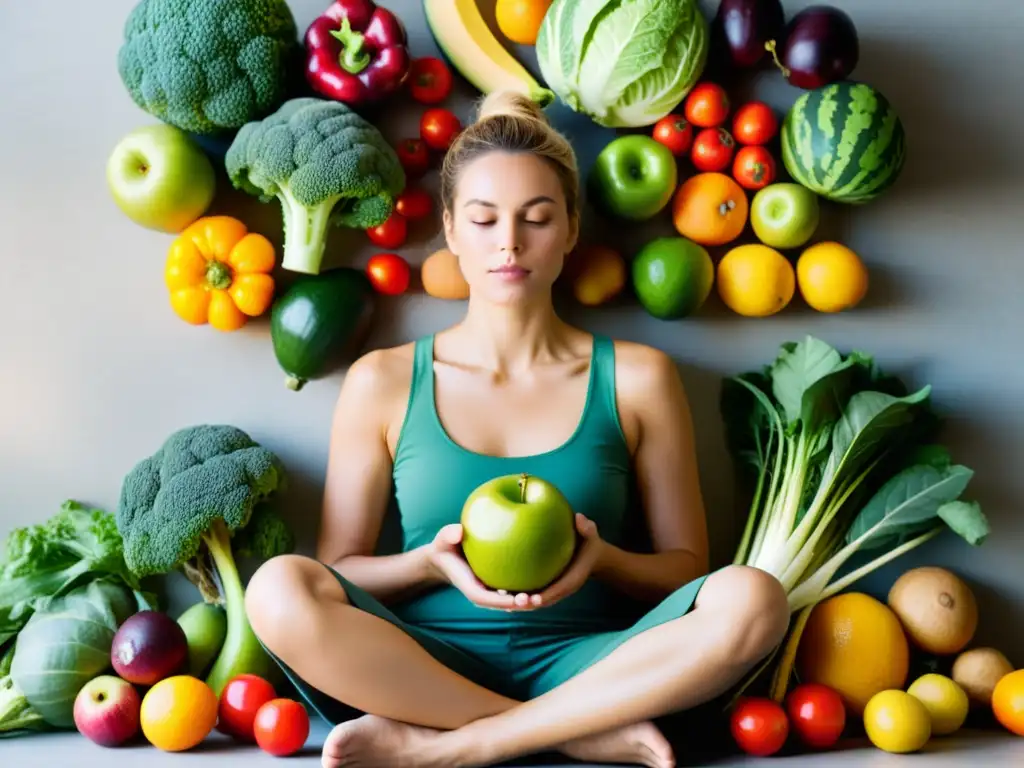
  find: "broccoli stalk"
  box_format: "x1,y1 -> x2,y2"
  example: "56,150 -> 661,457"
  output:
225,97 -> 406,275
115,425 -> 294,696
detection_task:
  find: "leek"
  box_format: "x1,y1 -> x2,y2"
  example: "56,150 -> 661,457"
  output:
721,337 -> 990,702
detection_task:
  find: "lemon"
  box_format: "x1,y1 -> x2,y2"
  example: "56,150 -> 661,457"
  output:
864,689 -> 932,753
717,244 -> 794,317
140,675 -> 218,752
796,241 -> 869,312
907,674 -> 969,735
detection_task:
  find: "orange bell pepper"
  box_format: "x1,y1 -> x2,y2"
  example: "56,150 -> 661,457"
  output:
165,216 -> 276,331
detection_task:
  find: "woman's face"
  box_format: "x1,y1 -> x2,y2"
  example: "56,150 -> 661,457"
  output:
443,151 -> 578,306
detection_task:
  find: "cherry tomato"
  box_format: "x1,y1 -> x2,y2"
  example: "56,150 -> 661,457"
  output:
732,101 -> 779,145
684,82 -> 730,128
733,145 -> 777,190
691,127 -> 736,172
395,186 -> 434,219
395,138 -> 431,177
408,57 -> 453,104
420,108 -> 462,152
367,211 -> 408,249
253,698 -> 310,757
651,114 -> 694,157
730,697 -> 789,757
366,252 -> 412,296
785,683 -> 847,749
217,674 -> 277,741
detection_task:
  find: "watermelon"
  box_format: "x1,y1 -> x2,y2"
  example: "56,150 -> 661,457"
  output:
781,81 -> 906,205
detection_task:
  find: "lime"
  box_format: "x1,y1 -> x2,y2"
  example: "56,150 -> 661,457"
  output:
631,237 -> 714,319
907,674 -> 969,736
863,689 -> 931,754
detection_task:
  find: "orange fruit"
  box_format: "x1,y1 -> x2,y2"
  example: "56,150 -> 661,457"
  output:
716,244 -> 795,317
796,592 -> 910,716
992,669 -> 1024,736
140,675 -> 218,752
796,242 -> 869,312
496,0 -> 552,45
671,172 -> 748,247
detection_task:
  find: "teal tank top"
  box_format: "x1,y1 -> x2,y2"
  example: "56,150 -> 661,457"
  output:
388,333 -> 642,635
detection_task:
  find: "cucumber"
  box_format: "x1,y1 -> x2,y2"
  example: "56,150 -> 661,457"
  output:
270,268 -> 376,391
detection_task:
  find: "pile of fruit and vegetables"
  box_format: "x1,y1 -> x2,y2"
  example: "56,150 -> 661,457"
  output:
3,0 -> 1012,759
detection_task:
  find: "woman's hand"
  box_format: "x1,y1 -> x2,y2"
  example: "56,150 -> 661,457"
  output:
528,514 -> 605,609
426,524 -> 535,610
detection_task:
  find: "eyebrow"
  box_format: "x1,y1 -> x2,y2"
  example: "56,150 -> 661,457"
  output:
463,196 -> 557,209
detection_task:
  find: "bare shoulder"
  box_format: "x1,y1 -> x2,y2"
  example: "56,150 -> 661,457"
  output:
611,340 -> 685,402
336,342 -> 416,407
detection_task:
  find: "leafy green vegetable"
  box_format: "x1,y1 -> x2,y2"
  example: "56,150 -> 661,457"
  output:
1,581 -> 135,736
722,336 -> 989,702
225,97 -> 406,274
0,500 -> 159,649
536,0 -> 709,128
116,424 -> 293,695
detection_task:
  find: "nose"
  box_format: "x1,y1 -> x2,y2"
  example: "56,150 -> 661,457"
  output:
496,218 -> 521,255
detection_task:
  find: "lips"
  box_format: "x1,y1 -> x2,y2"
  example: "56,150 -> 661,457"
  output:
490,264 -> 530,278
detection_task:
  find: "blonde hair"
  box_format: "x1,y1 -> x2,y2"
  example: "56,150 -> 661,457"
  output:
440,90 -> 580,225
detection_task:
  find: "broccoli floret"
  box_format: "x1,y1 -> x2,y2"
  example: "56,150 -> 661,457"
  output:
115,424 -> 293,695
225,97 -> 406,274
116,0 -> 301,136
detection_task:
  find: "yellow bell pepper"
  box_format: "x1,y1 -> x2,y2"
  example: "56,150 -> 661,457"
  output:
165,216 -> 276,332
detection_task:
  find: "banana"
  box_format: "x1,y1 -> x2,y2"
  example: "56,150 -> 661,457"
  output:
423,0 -> 555,106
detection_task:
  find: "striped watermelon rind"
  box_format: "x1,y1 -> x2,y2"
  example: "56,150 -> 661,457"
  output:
781,81 -> 907,205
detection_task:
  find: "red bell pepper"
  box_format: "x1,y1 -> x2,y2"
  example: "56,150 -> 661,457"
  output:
304,0 -> 411,105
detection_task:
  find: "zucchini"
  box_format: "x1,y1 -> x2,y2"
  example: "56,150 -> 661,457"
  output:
270,268 -> 376,391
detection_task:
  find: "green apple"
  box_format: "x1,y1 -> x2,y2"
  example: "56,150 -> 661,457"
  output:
461,473 -> 577,593
588,135 -> 678,221
750,183 -> 821,249
106,123 -> 216,233
632,237 -> 714,320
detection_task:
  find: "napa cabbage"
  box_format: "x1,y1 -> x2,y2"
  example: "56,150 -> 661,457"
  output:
536,0 -> 709,128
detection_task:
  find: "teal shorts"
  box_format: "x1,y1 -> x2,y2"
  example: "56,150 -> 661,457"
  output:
264,563 -> 710,728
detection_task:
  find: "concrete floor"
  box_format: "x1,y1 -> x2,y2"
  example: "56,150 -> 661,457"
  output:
4,719 -> 1023,767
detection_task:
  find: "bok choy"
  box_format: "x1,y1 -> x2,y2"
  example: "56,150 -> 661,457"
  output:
721,336 -> 990,700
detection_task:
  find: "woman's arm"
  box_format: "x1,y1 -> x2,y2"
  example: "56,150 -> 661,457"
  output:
316,350 -> 446,604
591,345 -> 711,603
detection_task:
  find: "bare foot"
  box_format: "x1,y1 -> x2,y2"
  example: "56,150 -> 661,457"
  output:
559,720 -> 675,768
321,715 -> 448,768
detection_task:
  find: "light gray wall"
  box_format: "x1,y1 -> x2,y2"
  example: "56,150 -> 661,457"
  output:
1,0 -> 1021,657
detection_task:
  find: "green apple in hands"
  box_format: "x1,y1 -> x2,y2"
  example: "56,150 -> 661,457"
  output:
460,473 -> 578,594
106,123 -> 216,233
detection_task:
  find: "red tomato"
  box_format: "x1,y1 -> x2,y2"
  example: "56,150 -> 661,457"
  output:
785,683 -> 846,750
420,108 -> 462,151
367,212 -> 408,249
684,82 -> 730,128
395,138 -> 431,177
733,145 -> 777,190
253,698 -> 310,757
652,114 -> 694,156
395,186 -> 433,219
691,127 -> 736,172
732,101 -> 779,145
730,697 -> 789,757
217,674 -> 277,742
408,57 -> 453,104
366,253 -> 412,295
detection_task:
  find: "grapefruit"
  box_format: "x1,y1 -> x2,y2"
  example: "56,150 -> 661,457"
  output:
796,592 -> 910,716
632,237 -> 714,319
671,172 -> 748,246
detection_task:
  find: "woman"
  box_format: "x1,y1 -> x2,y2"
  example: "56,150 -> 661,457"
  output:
245,90 -> 790,768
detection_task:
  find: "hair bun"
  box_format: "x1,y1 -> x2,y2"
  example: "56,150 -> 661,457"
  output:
476,90 -> 549,125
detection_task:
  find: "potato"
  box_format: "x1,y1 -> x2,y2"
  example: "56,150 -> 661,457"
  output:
421,248 -> 470,300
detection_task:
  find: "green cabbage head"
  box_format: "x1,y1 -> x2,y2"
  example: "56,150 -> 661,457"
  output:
537,0 -> 709,128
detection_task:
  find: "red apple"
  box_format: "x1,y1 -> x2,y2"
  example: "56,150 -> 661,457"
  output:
74,675 -> 141,747
110,610 -> 188,686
